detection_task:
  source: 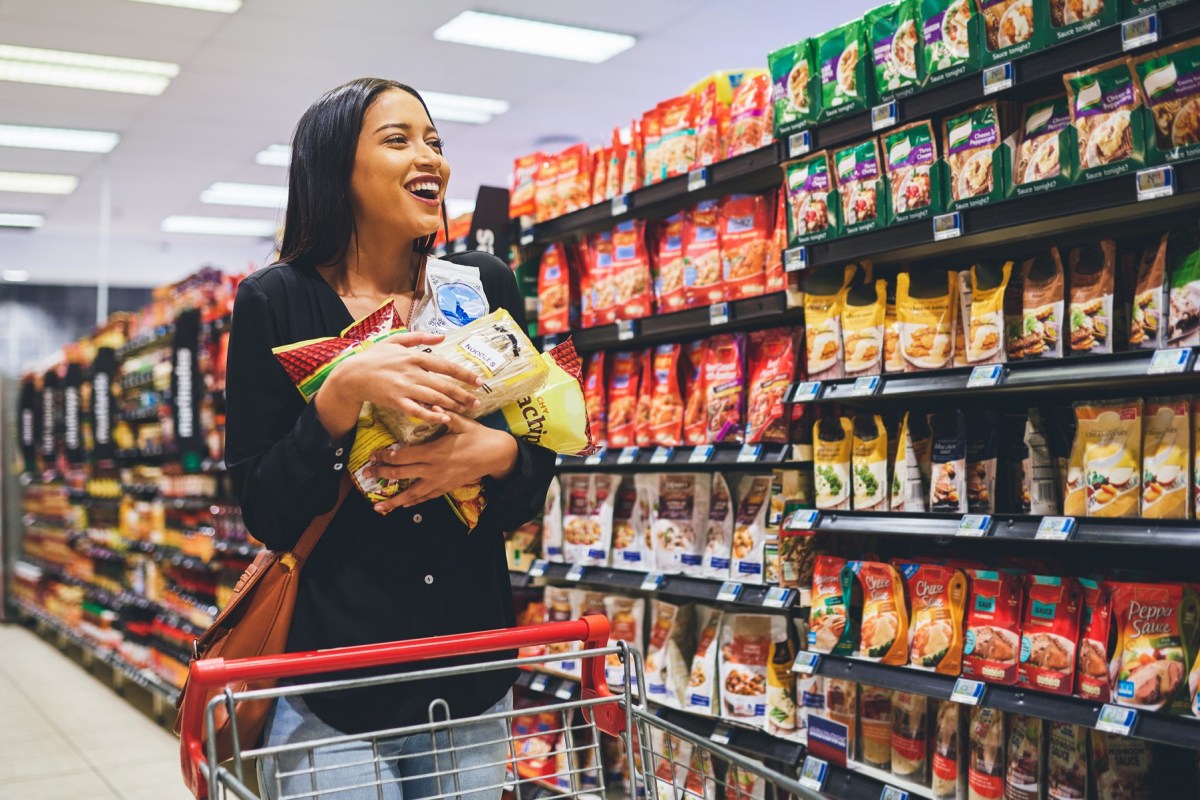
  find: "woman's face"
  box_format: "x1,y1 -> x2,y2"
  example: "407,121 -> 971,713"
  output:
349,89 -> 450,241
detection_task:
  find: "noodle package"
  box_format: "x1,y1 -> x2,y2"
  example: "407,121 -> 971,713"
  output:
1133,37 -> 1200,166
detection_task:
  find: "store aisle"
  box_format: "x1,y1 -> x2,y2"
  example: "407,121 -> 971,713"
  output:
0,623 -> 192,800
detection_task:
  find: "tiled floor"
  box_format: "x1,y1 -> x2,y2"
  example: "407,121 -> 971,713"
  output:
0,623 -> 194,800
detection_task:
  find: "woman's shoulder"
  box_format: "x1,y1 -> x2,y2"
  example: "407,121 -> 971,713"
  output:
239,261 -> 320,298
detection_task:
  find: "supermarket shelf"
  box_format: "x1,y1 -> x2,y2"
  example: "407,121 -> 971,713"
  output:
536,563 -> 803,612
807,510 -> 1200,549
814,655 -> 1200,752
650,706 -> 805,767
117,327 -> 175,360
516,668 -> 582,702
557,443 -> 803,472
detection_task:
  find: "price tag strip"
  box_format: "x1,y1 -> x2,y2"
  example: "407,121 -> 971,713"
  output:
958,515 -> 994,537
792,650 -> 821,675
688,167 -> 709,192
1122,13 -> 1159,51
519,229 -> 535,246
799,756 -> 828,791
612,194 -> 629,216
585,447 -> 607,466
710,302 -> 730,326
640,572 -> 665,592
950,678 -> 987,705
710,724 -> 733,746
871,101 -> 898,131
737,443 -> 763,464
852,375 -> 881,397
933,212 -> 962,241
983,62 -> 1014,95
1148,347 -> 1191,374
791,381 -> 822,403
617,320 -> 637,342
784,508 -> 821,530
528,559 -> 548,578
881,786 -> 909,800
762,587 -> 792,609
618,447 -> 640,465
967,364 -> 1004,388
650,446 -> 674,465
716,581 -> 744,603
565,564 -> 586,582
529,674 -> 550,693
689,445 -> 715,464
784,245 -> 807,273
1036,516 -> 1076,541
1096,704 -> 1138,736
1136,165 -> 1174,202
555,681 -> 575,700
788,130 -> 812,158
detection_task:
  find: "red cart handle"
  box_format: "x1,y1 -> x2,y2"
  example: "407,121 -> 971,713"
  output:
181,616 -> 619,798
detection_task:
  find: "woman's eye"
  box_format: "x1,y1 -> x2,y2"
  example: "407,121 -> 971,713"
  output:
427,139 -> 445,152
385,135 -> 407,145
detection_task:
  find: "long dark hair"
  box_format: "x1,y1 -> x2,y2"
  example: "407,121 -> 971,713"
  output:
278,78 -> 445,267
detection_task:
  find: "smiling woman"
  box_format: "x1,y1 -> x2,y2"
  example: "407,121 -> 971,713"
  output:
221,78 -> 555,800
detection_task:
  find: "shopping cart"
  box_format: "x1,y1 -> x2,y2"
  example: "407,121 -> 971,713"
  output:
180,615 -> 821,800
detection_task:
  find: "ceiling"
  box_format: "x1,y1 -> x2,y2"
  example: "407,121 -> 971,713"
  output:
0,0 -> 882,286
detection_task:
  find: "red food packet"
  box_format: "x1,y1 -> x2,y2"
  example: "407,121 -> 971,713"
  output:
684,199 -> 723,309
583,351 -> 607,448
571,241 -> 596,330
765,186 -> 787,295
695,81 -> 720,169
1017,576 -> 1082,697
588,230 -> 617,326
719,193 -> 770,301
590,148 -> 609,207
534,154 -> 559,223
658,93 -> 698,181
537,243 -> 571,336
635,347 -> 654,448
641,108 -> 664,186
621,119 -> 642,196
612,219 -> 652,320
607,350 -> 642,448
556,143 -> 590,217
682,340 -> 709,445
726,74 -> 770,159
606,129 -> 625,200
510,152 -> 541,219
648,343 -> 685,447
746,328 -> 797,444
704,332 -> 746,444
1075,578 -> 1112,704
652,212 -> 686,314
963,569 -> 1026,685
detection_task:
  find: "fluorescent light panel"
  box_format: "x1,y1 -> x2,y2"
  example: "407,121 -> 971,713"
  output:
0,171 -> 78,194
200,181 -> 287,208
127,0 -> 242,12
0,44 -> 179,96
3,269 -> 30,282
0,123 -> 119,153
0,213 -> 44,228
255,143 -> 291,167
421,90 -> 509,124
162,215 -> 276,237
433,11 -> 635,64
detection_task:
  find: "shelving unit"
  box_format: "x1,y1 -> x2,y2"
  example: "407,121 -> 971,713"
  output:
557,442 -> 805,472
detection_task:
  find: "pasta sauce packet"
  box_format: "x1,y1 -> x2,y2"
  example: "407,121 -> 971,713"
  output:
809,555 -> 851,654
1064,57 -> 1144,177
963,568 -> 1025,685
1075,578 -> 1113,703
814,413 -> 854,511
844,560 -> 910,665
899,562 -> 968,674
1017,575 -> 1082,697
843,272 -> 887,377
784,152 -> 839,245
835,139 -> 886,234
1108,581 -> 1197,714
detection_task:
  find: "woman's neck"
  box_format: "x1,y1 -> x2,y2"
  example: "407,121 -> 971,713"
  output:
324,227 -> 419,299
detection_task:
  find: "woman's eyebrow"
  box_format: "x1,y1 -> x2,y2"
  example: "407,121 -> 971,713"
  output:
374,122 -> 438,136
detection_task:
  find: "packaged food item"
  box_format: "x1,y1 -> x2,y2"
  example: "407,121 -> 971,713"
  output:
1076,578 -> 1113,703
745,328 -> 796,444
704,333 -> 746,444
1131,234 -> 1167,349
853,414 -> 891,511
554,144 -> 586,217
1141,397 -> 1190,518
922,0 -> 982,85
583,351 -> 606,448
652,473 -> 711,575
641,108 -> 664,188
784,152 -> 839,245
510,152 -> 541,220
538,477 -> 565,564
965,410 -> 999,514
842,272 -> 887,378
590,147 -> 609,207
657,94 -> 698,182
898,270 -> 958,371
645,601 -> 695,708
730,475 -> 772,584
1046,722 -> 1088,800
900,562 -> 968,674
817,19 -> 871,120
694,81 -> 720,169
1064,57 -> 1145,177
768,39 -> 816,135
835,138 -> 886,234
846,560 -> 910,664
635,351 -> 654,451
765,187 -> 786,295
724,765 -> 766,800
884,121 -> 940,222
968,706 -> 1006,800
933,700 -> 965,800
682,340 -> 709,446
1024,409 -> 1058,515
719,614 -> 782,725
892,411 -> 932,512
1016,95 -> 1072,188
1003,715 -> 1043,800
545,588 -> 584,678
1015,249 -> 1066,359
825,678 -> 859,757
604,596 -> 646,690
779,523 -> 821,595
536,244 -> 571,336
650,729 -> 692,800
686,606 -> 723,716
1167,227 -> 1200,346
964,569 -> 1025,684
1133,37 -> 1200,164
683,199 -> 724,309
814,413 -> 854,511
1109,581 -> 1196,713
535,154 -> 560,223
885,282 -> 905,373
703,473 -> 734,579
955,269 -> 972,368
1068,240 -> 1117,353
560,474 -> 615,567
976,0 -> 1041,62
860,685 -> 894,769
930,410 -> 968,513
652,213 -> 687,314
1049,0 -> 1118,43
766,626 -> 801,740
805,264 -> 853,380
606,351 -> 642,448
1090,731 -> 1154,800
613,219 -> 653,320
870,0 -> 923,101
588,230 -> 617,326
607,130 -> 625,200
945,102 -> 1003,207
968,261 -> 1012,364
612,475 -> 651,571
683,748 -> 717,800
719,194 -> 770,301
892,692 -> 929,781
621,119 -> 642,196
726,73 -> 772,158
1017,576 -> 1082,696
644,344 -> 685,448
1076,399 -> 1142,518
809,554 -> 851,654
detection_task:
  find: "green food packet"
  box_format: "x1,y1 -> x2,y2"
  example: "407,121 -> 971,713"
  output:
1016,95 -> 1072,185
834,139 -> 886,234
883,121 -> 940,221
1134,38 -> 1200,164
1048,0 -> 1119,44
784,153 -> 839,245
1065,57 -> 1145,180
977,0 -> 1045,64
768,39 -> 817,136
869,0 -> 923,102
817,19 -> 871,121
920,0 -> 982,85
945,102 -> 1002,206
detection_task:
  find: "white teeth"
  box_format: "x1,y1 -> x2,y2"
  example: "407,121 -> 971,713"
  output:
407,181 -> 439,193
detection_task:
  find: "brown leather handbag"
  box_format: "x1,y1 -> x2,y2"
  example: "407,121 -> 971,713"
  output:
174,477 -> 350,763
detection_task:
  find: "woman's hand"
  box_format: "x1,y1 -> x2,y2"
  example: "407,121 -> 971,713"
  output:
315,332 -> 483,440
363,411 -> 519,514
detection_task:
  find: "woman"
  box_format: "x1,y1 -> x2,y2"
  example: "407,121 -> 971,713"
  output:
224,77 -> 554,799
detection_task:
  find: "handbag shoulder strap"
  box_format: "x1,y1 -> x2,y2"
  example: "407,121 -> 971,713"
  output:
291,474 -> 351,563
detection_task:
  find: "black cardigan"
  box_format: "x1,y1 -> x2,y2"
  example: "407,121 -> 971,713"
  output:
224,250 -> 553,734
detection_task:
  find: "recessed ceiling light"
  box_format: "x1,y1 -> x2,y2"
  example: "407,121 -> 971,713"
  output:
444,198 -> 476,218
0,213 -> 44,228
0,171 -> 79,194
255,143 -> 291,167
0,123 -> 119,153
433,11 -> 636,64
0,44 -> 180,95
3,269 -> 30,282
127,0 -> 242,12
161,215 -> 276,237
420,90 -> 510,125
200,181 -> 287,209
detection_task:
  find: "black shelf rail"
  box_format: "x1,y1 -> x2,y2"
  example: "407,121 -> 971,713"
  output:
814,655 -> 1200,752
652,706 -> 805,769
557,442 -> 803,473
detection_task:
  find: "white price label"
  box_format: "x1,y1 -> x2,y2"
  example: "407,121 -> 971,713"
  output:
612,194 -> 629,216
716,581 -> 744,602
784,508 -> 821,530
689,445 -> 714,464
710,302 -> 730,326
519,229 -> 535,246
799,757 -> 828,791
585,447 -> 607,466
852,375 -> 881,396
967,364 -> 1004,388
688,167 -> 709,192
958,515 -> 994,537
1036,516 -> 1076,541
762,587 -> 792,608
530,674 -> 550,693
784,246 -> 808,273
871,101 -> 898,131
950,678 -> 986,705
640,572 -> 665,592
650,446 -> 674,465
1122,13 -> 1159,51
737,443 -> 762,464
1148,347 -> 1191,374
555,682 -> 575,700
983,62 -> 1014,95
565,564 -> 586,582
710,724 -> 733,746
881,786 -> 909,800
788,130 -> 812,158
618,447 -> 640,465
1096,704 -> 1138,736
791,381 -> 822,403
529,559 -> 548,578
792,650 -> 821,675
617,320 -> 636,341
933,212 -> 962,241
1136,165 -> 1174,202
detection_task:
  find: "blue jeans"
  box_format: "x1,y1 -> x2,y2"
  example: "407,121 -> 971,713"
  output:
257,690 -> 513,800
